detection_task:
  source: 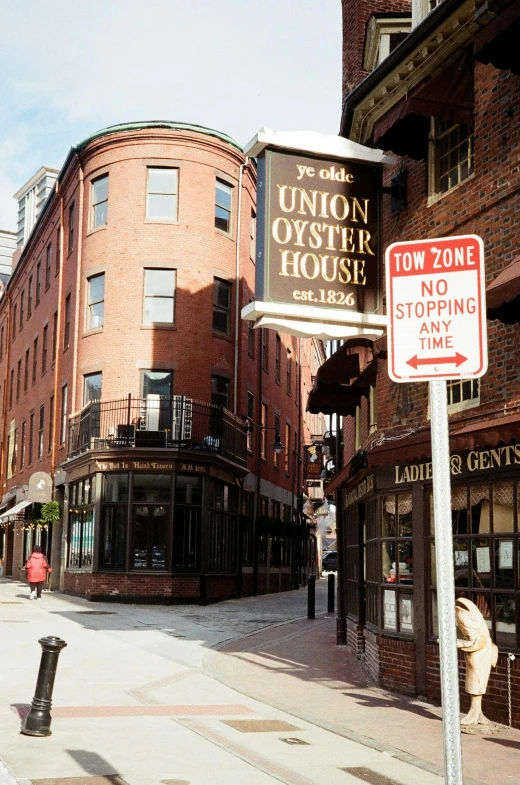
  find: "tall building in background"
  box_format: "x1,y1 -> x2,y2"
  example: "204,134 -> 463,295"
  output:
318,0 -> 520,727
14,166 -> 59,250
0,121 -> 324,603
0,229 -> 16,285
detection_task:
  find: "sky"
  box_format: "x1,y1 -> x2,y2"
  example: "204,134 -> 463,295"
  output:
0,0 -> 342,230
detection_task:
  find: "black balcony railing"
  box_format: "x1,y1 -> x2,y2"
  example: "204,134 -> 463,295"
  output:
67,395 -> 247,466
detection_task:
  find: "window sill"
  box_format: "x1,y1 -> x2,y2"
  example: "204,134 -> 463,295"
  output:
427,172 -> 475,208
86,224 -> 107,238
141,323 -> 177,331
144,218 -> 179,225
214,227 -> 233,240
213,331 -> 233,343
83,328 -> 104,337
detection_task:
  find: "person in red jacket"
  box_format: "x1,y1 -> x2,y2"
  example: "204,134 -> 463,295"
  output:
25,545 -> 50,599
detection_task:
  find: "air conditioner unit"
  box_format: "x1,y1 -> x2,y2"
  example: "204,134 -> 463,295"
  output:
142,394 -> 161,431
171,395 -> 192,441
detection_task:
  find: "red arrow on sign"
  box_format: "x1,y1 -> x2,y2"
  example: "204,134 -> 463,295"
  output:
406,352 -> 468,370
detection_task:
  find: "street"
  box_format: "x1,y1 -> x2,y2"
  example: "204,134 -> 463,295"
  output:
0,578 -> 518,785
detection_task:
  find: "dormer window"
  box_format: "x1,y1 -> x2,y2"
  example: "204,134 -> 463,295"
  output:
363,14 -> 412,72
412,0 -> 444,28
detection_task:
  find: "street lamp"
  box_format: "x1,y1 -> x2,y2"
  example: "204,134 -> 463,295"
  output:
243,419 -> 285,456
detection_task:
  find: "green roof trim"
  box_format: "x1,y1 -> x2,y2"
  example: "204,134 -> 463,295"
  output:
73,120 -> 244,153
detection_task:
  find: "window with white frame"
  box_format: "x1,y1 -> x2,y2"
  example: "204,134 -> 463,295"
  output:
146,167 -> 178,220
87,273 -> 105,330
215,179 -> 232,233
363,15 -> 411,71
143,268 -> 176,324
430,119 -> 474,200
447,379 -> 480,413
91,175 -> 108,229
412,0 -> 444,27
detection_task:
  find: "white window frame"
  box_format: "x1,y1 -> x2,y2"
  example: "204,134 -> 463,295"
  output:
146,167 -> 179,221
142,268 -> 176,325
412,0 -> 444,28
86,273 -> 105,331
364,16 -> 412,70
428,118 -> 474,205
446,378 -> 480,415
91,174 -> 108,229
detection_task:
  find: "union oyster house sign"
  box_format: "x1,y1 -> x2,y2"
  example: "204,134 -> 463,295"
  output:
241,130 -> 394,340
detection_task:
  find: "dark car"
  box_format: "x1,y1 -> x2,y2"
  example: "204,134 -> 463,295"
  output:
322,550 -> 338,572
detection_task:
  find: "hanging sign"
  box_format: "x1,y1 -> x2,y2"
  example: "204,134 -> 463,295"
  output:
242,130 -> 393,340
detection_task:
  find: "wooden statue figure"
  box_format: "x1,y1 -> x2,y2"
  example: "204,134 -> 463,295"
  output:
455,597 -> 499,726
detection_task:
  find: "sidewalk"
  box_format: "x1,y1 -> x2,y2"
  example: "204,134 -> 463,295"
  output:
0,577 -> 517,785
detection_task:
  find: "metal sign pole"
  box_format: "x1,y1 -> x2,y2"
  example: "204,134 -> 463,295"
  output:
430,379 -> 463,785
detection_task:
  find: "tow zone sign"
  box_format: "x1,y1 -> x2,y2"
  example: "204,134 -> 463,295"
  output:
386,235 -> 487,382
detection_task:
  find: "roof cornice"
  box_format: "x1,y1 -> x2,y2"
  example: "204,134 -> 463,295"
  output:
341,0 -> 488,143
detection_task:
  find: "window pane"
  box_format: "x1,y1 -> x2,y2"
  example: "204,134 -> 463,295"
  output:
152,506 -> 167,569
93,176 -> 108,203
493,482 -> 514,533
175,475 -> 202,505
216,181 -> 232,209
89,301 -> 104,329
133,506 -> 148,568
383,589 -> 397,630
148,168 -> 177,194
89,274 -> 105,303
101,506 -> 126,568
142,370 -> 172,398
495,539 -> 514,589
102,473 -> 129,503
145,269 -> 175,296
495,594 -> 516,647
147,193 -> 177,219
472,539 -> 491,587
400,594 -> 413,632
144,297 -> 174,323
398,495 -> 412,535
84,372 -> 102,404
383,541 -> 395,581
215,207 -> 230,232
93,201 -> 108,227
382,497 -> 396,536
133,473 -> 171,503
213,310 -> 229,333
454,538 -> 469,586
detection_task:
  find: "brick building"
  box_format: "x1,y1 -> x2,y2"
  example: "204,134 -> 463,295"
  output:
0,121 -> 323,602
324,0 -> 520,726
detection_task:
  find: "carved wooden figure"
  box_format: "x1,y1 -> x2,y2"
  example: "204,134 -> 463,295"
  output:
455,597 -> 499,725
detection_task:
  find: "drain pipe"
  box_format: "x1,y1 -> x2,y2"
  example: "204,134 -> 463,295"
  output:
233,158 -> 247,415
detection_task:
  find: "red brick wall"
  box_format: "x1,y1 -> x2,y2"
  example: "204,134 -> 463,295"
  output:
347,616 -> 365,657
63,570 -> 200,600
426,644 -> 520,727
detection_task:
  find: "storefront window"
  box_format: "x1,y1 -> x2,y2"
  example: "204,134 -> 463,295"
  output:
173,475 -> 201,570
429,481 -> 520,649
103,473 -> 128,503
101,506 -> 126,569
381,494 -> 414,633
133,473 -> 171,503
68,478 -> 95,568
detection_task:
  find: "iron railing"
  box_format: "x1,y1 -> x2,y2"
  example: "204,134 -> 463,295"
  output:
67,395 -> 247,466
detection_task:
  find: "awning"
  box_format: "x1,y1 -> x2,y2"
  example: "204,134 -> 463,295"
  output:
475,0 -> 520,75
0,499 -> 31,522
486,258 -> 520,324
373,49 -> 474,159
306,340 -> 378,416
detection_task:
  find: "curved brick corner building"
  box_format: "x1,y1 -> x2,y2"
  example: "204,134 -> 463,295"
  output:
0,122 -> 324,602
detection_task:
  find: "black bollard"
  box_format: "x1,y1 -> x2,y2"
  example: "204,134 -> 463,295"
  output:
328,572 -> 335,613
21,636 -> 67,737
307,575 -> 315,619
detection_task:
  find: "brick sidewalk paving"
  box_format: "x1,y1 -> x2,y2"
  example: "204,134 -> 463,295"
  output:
205,615 -> 520,785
